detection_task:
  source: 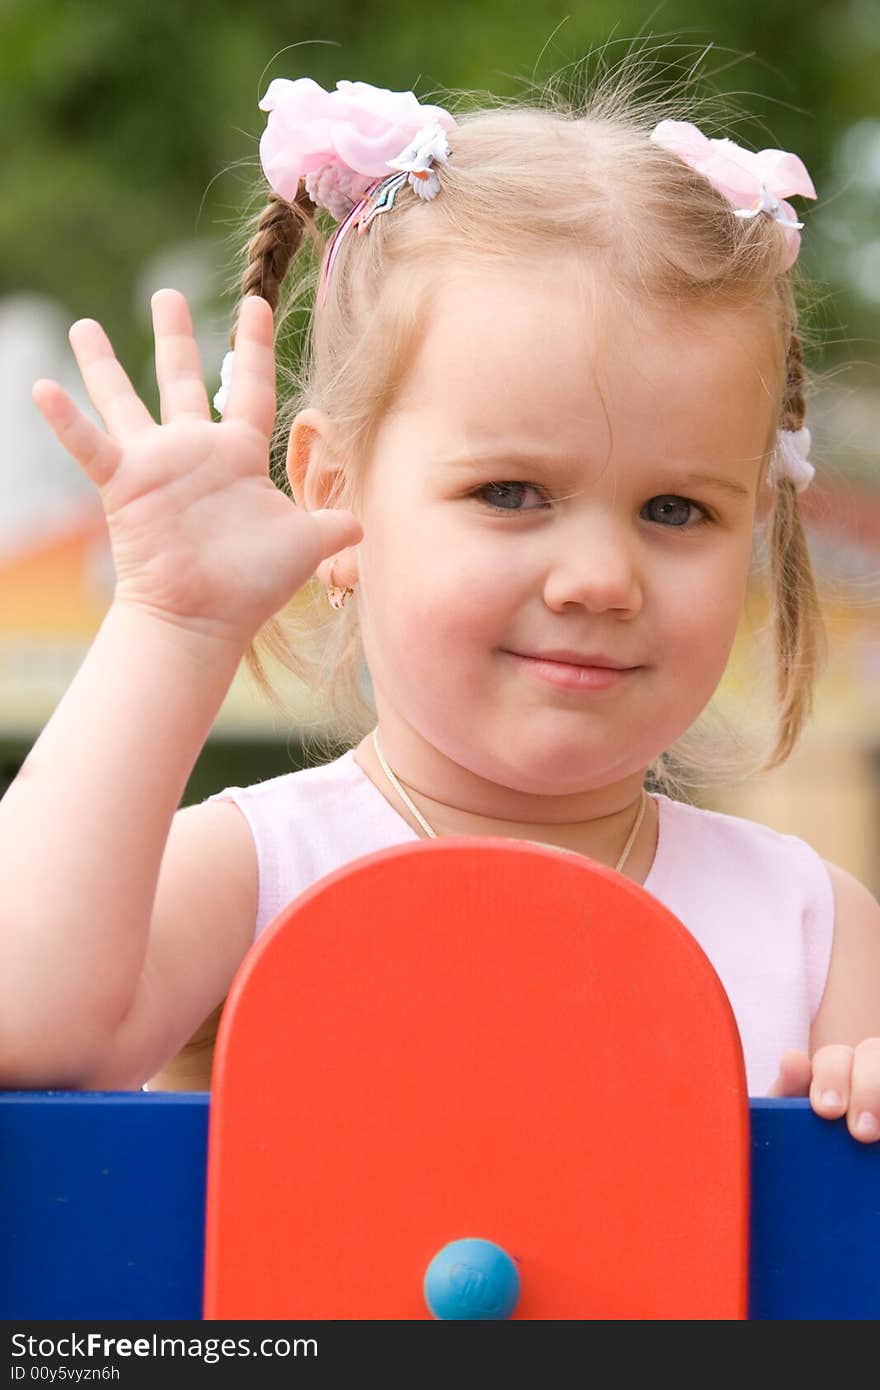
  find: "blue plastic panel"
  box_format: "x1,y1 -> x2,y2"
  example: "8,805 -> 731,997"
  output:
0,1092 -> 208,1320
749,1099 -> 880,1319
1,1093 -> 877,1320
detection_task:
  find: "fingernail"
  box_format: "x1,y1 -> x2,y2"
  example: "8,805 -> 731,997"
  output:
820,1090 -> 842,1109
856,1112 -> 880,1140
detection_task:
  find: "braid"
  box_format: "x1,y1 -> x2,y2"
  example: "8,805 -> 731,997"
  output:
232,183 -> 330,721
763,330 -> 827,769
780,330 -> 806,431
230,185 -> 316,348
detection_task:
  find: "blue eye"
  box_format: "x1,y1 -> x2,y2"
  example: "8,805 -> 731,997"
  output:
642,495 -> 711,528
473,481 -> 552,513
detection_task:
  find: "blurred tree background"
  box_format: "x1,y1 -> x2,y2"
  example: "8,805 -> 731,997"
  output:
2,0 -> 879,390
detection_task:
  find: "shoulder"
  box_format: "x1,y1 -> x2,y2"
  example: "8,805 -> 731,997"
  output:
657,793 -> 797,843
164,798 -> 259,914
811,858 -> 880,1050
656,793 -> 827,876
821,858 -> 880,918
203,750 -> 358,811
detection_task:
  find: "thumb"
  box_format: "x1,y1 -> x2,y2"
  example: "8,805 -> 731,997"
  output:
766,1048 -> 812,1098
309,507 -> 364,558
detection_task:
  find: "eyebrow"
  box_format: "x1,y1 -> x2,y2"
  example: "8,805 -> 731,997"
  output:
435,450 -> 752,498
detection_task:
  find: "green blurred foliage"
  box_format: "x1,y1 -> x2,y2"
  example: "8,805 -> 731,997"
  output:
2,0 -> 878,388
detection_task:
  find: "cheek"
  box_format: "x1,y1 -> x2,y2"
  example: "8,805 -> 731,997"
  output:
372,509 -> 513,626
657,549 -> 748,676
402,563 -> 510,660
361,538 -> 517,697
434,545 -> 530,670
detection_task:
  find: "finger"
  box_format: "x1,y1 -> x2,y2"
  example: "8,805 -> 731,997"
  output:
766,1048 -> 811,1098
151,288 -> 211,425
221,295 -> 276,438
808,1043 -> 853,1119
308,509 -> 364,567
847,1037 -> 880,1143
31,379 -> 122,488
68,318 -> 155,441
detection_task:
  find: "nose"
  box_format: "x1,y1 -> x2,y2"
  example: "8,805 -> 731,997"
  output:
541,515 -> 643,616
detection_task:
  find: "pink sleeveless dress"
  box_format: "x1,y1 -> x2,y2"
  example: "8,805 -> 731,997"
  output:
206,749 -> 834,1096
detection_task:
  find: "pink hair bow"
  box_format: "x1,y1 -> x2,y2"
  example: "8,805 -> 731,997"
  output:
649,120 -> 817,270
215,78 -> 456,411
258,78 -> 457,218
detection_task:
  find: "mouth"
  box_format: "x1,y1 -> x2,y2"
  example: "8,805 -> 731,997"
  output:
503,651 -> 641,693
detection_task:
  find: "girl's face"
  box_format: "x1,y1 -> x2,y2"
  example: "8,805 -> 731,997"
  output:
303,260 -> 779,804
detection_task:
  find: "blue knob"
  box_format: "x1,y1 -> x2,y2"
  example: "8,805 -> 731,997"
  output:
424,1238 -> 521,1320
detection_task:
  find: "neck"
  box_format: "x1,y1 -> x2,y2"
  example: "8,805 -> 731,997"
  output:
353,715 -> 656,872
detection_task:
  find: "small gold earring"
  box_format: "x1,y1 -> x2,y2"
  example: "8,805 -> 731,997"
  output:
327,558 -> 354,610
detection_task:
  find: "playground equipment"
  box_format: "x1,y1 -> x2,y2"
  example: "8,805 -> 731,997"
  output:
2,839 -> 878,1319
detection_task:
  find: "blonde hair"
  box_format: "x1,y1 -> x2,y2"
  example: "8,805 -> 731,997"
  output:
222,56 -> 828,800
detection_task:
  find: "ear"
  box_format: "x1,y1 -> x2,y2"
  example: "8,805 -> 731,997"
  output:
286,407 -> 347,510
286,408 -> 360,592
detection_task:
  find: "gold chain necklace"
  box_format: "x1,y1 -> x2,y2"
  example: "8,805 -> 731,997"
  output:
371,727 -> 647,874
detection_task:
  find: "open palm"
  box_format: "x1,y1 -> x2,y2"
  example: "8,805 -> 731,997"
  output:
31,289 -> 361,647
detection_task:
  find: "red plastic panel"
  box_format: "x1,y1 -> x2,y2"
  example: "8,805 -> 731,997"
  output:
204,839 -> 749,1319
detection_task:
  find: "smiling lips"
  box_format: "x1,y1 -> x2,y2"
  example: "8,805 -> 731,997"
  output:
506,650 -> 640,692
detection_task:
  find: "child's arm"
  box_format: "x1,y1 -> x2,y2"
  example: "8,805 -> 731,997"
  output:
768,859 -> 880,1143
0,603 -> 245,1087
0,289 -> 361,1089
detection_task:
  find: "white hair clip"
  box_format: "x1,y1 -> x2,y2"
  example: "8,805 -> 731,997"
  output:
385,121 -> 452,201
768,426 -> 814,493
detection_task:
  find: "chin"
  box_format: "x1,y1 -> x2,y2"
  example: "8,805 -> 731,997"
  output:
487,746 -> 630,796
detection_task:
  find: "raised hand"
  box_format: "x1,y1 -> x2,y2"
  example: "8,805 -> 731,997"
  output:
767,1041 -> 880,1142
31,289 -> 362,649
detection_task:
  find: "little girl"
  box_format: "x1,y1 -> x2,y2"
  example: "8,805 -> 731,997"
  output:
7,71 -> 880,1136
